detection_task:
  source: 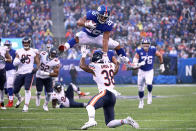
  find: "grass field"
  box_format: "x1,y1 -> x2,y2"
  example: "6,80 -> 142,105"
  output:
0,85 -> 196,131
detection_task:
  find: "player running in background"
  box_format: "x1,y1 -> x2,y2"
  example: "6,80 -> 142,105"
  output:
0,43 -> 12,110
59,5 -> 129,63
35,48 -> 60,111
4,40 -> 16,107
79,45 -> 139,130
13,37 -> 40,112
51,82 -> 89,108
130,38 -> 165,109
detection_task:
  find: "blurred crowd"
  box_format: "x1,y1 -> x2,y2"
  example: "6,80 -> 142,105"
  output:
0,0 -> 195,59
62,0 -> 196,59
0,0 -> 54,51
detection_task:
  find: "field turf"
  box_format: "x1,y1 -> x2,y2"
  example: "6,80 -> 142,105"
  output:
0,85 -> 196,131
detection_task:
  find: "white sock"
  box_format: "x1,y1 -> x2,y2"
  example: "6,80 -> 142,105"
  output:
0,90 -> 4,103
9,96 -> 14,101
25,90 -> 31,105
107,120 -> 124,128
86,105 -> 95,121
70,83 -> 81,94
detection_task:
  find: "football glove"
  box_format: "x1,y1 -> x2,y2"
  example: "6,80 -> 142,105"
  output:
81,45 -> 88,58
160,64 -> 165,73
20,56 -> 29,63
84,20 -> 96,29
138,61 -> 146,67
102,52 -> 110,63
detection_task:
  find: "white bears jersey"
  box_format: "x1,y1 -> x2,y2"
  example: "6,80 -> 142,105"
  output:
51,87 -> 70,107
89,62 -> 117,94
36,51 -> 60,79
15,48 -> 38,74
0,46 -> 7,69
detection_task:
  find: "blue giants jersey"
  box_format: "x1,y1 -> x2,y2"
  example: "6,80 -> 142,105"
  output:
136,46 -> 156,71
82,10 -> 114,37
5,49 -> 16,71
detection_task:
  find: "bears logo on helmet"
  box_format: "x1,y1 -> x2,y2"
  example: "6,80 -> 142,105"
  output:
22,37 -> 31,50
92,50 -> 103,63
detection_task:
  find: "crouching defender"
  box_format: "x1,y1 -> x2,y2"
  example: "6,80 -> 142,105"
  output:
79,45 -> 139,130
52,82 -> 89,108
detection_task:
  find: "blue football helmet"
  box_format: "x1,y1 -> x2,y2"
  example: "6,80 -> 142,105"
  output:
141,38 -> 151,50
97,5 -> 110,24
4,40 -> 12,50
92,50 -> 103,63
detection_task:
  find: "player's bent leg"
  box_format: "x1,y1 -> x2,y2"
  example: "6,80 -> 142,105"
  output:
69,100 -> 86,108
81,105 -> 97,130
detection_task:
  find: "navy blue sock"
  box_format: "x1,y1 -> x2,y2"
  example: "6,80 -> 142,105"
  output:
7,88 -> 13,96
138,91 -> 144,98
116,48 -> 126,56
147,85 -> 153,92
67,38 -> 77,48
4,88 -> 8,95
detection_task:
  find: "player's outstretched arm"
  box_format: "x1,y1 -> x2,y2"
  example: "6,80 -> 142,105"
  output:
79,45 -> 95,75
103,31 -> 110,53
112,56 -> 119,75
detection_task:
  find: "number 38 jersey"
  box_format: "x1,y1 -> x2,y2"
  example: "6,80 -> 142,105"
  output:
16,48 -> 38,74
136,46 -> 156,71
89,62 -> 116,93
36,51 -> 60,79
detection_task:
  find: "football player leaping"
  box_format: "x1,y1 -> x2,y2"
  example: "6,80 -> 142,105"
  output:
35,48 -> 60,111
129,38 -> 165,109
13,37 -> 40,112
0,44 -> 12,110
59,5 -> 129,63
79,45 -> 139,130
4,40 -> 16,107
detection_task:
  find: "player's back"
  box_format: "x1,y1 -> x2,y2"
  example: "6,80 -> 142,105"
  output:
16,48 -> 38,74
90,62 -> 116,92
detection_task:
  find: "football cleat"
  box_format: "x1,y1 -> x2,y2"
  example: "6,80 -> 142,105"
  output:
43,104 -> 49,111
15,97 -> 24,108
6,100 -> 13,107
0,102 -> 6,110
126,116 -> 139,129
79,92 -> 90,97
81,120 -> 97,130
147,92 -> 152,104
22,104 -> 28,112
138,100 -> 144,109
